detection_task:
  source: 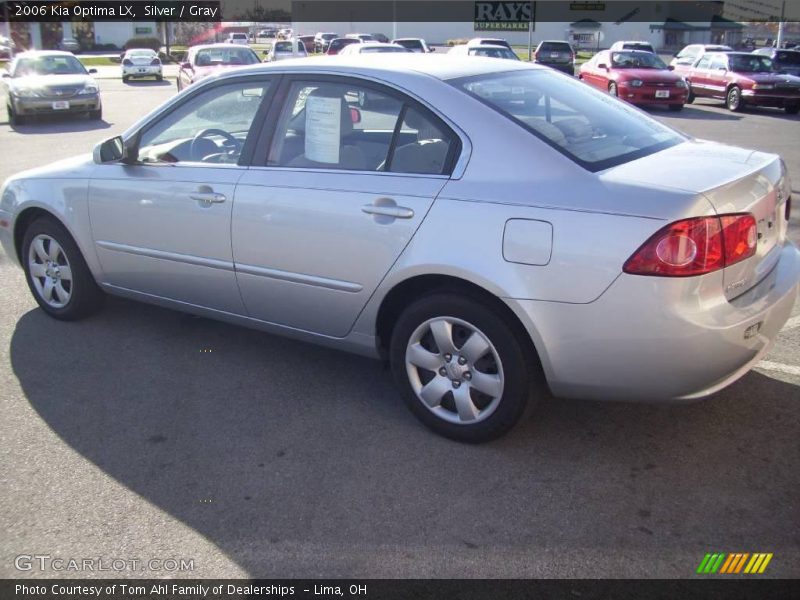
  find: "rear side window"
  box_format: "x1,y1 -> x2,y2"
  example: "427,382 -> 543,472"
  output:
451,69 -> 684,171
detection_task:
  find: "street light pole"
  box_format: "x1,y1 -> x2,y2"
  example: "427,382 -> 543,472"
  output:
776,0 -> 786,48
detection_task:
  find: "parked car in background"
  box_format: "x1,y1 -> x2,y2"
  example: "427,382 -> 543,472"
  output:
258,28 -> 278,39
683,51 -> 800,113
1,51 -> 100,125
371,34 -> 390,43
670,44 -> 733,70
121,48 -> 163,82
752,47 -> 800,77
449,44 -> 519,61
314,32 -> 339,53
265,40 -> 309,62
226,33 -> 249,46
0,35 -> 15,59
326,38 -> 360,55
467,37 -> 512,50
609,41 -> 656,54
57,38 -> 81,53
579,50 -> 687,110
339,43 -> 411,55
298,35 -> 316,53
533,40 -> 574,75
177,44 -> 261,91
345,33 -> 375,42
392,38 -> 434,53
3,56 -> 797,442
277,29 -> 293,40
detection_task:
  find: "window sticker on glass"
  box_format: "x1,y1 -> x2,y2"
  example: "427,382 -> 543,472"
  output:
305,95 -> 341,164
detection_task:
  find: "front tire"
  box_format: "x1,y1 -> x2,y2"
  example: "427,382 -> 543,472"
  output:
22,217 -> 104,320
390,293 -> 536,443
8,103 -> 26,126
726,85 -> 744,112
608,82 -> 618,97
89,107 -> 102,120
669,104 -> 684,112
785,103 -> 800,115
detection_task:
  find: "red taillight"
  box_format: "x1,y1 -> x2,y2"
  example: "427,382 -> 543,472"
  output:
122,59 -> 133,66
623,214 -> 757,277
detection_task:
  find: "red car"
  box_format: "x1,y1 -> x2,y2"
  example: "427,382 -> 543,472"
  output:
326,38 -> 359,55
176,44 -> 261,91
579,49 -> 688,111
683,51 -> 800,114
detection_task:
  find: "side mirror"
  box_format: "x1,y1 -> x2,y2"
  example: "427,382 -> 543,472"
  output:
668,65 -> 675,71
673,52 -> 679,57
88,68 -> 97,74
717,66 -> 727,71
180,61 -> 191,70
349,106 -> 361,124
430,47 -> 436,52
262,50 -> 270,56
597,63 -> 608,70
1,73 -> 9,78
93,135 -> 137,164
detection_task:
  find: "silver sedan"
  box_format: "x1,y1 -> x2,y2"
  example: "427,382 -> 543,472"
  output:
1,55 -> 798,442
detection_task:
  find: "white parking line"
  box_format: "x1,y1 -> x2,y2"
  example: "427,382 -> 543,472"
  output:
782,315 -> 800,331
757,361 -> 800,377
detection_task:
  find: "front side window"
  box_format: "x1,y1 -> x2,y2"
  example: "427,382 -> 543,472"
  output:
451,69 -> 684,171
695,55 -> 712,69
710,56 -> 728,70
137,81 -> 270,164
267,80 -> 455,175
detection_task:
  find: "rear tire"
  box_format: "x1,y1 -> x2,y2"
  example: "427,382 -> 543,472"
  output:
726,85 -> 744,112
22,216 -> 105,320
390,293 -> 537,443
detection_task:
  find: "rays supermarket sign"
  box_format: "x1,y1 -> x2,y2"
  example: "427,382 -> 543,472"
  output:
474,1 -> 533,31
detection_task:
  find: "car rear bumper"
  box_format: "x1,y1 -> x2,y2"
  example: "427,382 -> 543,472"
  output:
508,242 -> 800,402
13,95 -> 100,115
122,66 -> 162,77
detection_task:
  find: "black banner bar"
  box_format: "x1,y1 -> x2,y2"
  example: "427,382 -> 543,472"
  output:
1,1 -> 798,23
2,579 -> 800,600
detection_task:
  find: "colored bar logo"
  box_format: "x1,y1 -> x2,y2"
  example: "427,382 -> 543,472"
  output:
697,553 -> 773,574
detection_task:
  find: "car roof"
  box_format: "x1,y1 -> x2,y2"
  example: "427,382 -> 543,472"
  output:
470,45 -> 513,51
192,43 -> 253,50
125,48 -> 156,53
209,53 -> 537,81
393,38 -> 424,42
610,49 -> 656,54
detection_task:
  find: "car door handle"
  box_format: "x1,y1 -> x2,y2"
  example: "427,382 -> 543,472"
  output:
361,204 -> 414,219
190,191 -> 226,205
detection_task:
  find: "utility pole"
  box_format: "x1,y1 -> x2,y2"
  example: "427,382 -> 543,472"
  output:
776,0 -> 786,48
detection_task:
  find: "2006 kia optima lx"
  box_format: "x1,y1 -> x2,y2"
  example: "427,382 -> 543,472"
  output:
1,56 -> 798,442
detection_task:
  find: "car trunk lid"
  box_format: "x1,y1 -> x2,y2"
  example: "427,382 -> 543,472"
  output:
601,140 -> 790,299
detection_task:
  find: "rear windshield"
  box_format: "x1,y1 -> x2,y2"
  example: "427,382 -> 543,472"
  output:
329,39 -> 357,50
539,42 -> 571,52
775,51 -> 800,65
360,46 -> 409,53
396,39 -> 423,49
450,69 -> 685,171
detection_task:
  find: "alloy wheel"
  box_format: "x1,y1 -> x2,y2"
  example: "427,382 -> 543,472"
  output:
27,234 -> 73,308
405,316 -> 504,425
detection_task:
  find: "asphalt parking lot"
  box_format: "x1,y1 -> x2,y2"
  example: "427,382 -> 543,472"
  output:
0,78 -> 798,579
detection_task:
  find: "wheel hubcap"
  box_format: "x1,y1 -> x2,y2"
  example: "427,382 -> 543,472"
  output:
28,234 -> 72,308
405,316 -> 504,425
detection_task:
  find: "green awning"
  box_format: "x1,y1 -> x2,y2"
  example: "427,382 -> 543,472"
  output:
710,15 -> 745,30
649,18 -> 697,32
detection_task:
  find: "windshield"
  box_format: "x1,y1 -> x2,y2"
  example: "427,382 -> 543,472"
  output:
471,47 -> 519,60
14,55 -> 87,77
361,46 -> 409,53
728,55 -> 774,73
622,43 -> 654,52
611,51 -> 667,69
322,34 -> 337,40
451,69 -> 685,171
194,47 -> 259,66
396,40 -> 423,50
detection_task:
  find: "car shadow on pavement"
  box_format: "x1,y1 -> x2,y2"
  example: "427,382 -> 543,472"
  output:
123,80 -> 173,87
9,299 -> 800,577
3,115 -> 112,134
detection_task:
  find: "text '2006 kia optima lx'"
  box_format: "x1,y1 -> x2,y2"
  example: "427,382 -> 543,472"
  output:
1,55 -> 798,442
